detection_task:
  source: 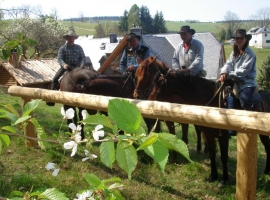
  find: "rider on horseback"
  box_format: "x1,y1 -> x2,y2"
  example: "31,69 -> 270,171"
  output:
119,32 -> 150,74
172,26 -> 206,77
51,30 -> 86,91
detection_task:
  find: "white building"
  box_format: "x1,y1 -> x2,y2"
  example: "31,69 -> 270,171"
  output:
248,26 -> 270,48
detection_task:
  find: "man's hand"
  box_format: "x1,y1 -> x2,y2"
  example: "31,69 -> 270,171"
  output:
63,64 -> 69,70
220,73 -> 228,82
127,66 -> 135,71
180,68 -> 190,73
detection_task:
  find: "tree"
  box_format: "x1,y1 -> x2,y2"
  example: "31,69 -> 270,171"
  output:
152,11 -> 167,34
250,7 -> 270,27
140,6 -> 153,34
79,11 -> 84,22
128,4 -> 140,29
3,16 -> 65,58
257,55 -> 270,92
224,11 -> 241,34
218,28 -> 226,41
118,10 -> 128,33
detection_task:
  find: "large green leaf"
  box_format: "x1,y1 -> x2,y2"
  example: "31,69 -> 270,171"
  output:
2,104 -> 20,117
143,139 -> 169,173
0,111 -> 19,125
13,115 -> 31,125
136,135 -> 157,151
116,141 -> 138,179
4,40 -> 19,48
84,173 -> 101,188
23,99 -> 42,117
158,133 -> 192,162
29,118 -> 49,150
41,188 -> 69,200
83,115 -> 113,129
28,39 -> 38,46
100,141 -> 115,168
18,32 -> 23,40
101,177 -> 122,185
1,49 -> 10,59
0,134 -> 11,147
108,99 -> 141,133
1,126 -> 17,133
134,125 -> 147,137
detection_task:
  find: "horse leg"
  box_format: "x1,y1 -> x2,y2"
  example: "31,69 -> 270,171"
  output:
78,107 -> 85,140
165,121 -> 178,162
194,125 -> 202,153
144,118 -> 161,133
218,130 -> 229,185
181,123 -> 189,144
259,134 -> 270,174
204,129 -> 218,182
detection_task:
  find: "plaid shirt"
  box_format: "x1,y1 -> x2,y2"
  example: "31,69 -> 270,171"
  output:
57,43 -> 85,67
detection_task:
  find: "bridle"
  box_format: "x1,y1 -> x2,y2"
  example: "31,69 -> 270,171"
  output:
118,71 -> 134,96
134,61 -> 169,99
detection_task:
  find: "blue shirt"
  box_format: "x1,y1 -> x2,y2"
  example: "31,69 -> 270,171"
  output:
57,43 -> 86,67
172,38 -> 204,75
220,47 -> 257,91
119,44 -> 150,73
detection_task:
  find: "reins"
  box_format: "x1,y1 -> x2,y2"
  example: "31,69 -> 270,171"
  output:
205,81 -> 225,106
118,71 -> 133,96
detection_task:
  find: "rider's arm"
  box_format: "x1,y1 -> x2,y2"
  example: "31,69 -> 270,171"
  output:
57,46 -> 66,67
78,45 -> 86,67
119,50 -> 127,73
172,45 -> 181,70
187,41 -> 204,74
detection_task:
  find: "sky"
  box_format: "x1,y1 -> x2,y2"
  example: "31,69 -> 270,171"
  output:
1,0 -> 269,22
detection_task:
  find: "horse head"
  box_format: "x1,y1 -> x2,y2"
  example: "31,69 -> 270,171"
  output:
134,56 -> 170,99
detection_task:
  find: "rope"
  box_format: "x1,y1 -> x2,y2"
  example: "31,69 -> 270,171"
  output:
205,81 -> 225,106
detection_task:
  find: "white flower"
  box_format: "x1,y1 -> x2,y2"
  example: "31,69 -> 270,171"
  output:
63,141 -> 78,157
82,149 -> 98,162
69,123 -> 82,134
92,124 -> 105,141
61,107 -> 75,119
74,190 -> 93,200
45,162 -> 60,177
81,110 -> 87,120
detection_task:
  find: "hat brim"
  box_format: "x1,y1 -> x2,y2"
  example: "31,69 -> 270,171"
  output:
231,34 -> 252,41
127,35 -> 141,41
63,35 -> 79,39
177,29 -> 195,35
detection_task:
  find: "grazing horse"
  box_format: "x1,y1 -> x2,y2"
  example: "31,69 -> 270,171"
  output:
134,56 -> 205,153
135,57 -> 270,184
60,67 -> 160,138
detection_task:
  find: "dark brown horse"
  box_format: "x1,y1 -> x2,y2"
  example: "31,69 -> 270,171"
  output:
135,56 -> 270,185
60,67 -> 160,138
60,67 -> 98,138
134,57 -> 205,153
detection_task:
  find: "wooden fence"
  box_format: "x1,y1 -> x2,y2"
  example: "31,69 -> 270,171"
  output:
8,86 -> 270,200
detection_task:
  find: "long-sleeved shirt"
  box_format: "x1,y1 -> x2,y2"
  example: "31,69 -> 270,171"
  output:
119,44 -> 150,73
57,43 -> 85,67
220,47 -> 257,92
172,38 -> 204,75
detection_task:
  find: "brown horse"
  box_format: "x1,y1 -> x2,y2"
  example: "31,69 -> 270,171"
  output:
134,57 -> 205,153
60,67 -> 160,138
135,56 -> 270,185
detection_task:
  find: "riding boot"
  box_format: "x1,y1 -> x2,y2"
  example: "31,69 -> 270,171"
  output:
46,67 -> 66,106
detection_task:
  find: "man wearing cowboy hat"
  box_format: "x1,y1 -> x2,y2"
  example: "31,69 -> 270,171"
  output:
119,32 -> 150,73
172,25 -> 205,77
51,30 -> 86,90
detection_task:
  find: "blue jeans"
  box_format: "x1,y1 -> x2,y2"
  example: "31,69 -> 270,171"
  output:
239,87 -> 255,110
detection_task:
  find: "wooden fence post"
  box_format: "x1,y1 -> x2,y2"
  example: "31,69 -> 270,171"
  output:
22,97 -> 37,147
236,132 -> 257,200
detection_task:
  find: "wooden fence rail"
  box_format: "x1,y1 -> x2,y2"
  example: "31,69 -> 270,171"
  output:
7,86 -> 270,200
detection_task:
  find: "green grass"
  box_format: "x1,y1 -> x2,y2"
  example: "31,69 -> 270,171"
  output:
1,87 -> 270,199
223,44 -> 270,68
60,20 -> 97,36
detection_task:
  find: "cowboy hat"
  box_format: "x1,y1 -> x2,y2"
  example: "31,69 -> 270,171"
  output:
63,30 -> 79,39
177,26 -> 195,35
126,32 -> 141,41
231,29 -> 252,41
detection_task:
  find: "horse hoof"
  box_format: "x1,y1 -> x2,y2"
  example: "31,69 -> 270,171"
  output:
218,180 -> 228,188
206,175 -> 218,182
46,102 -> 55,106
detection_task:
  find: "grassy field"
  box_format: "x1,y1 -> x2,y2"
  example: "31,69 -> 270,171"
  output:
223,44 -> 270,68
1,87 -> 270,199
